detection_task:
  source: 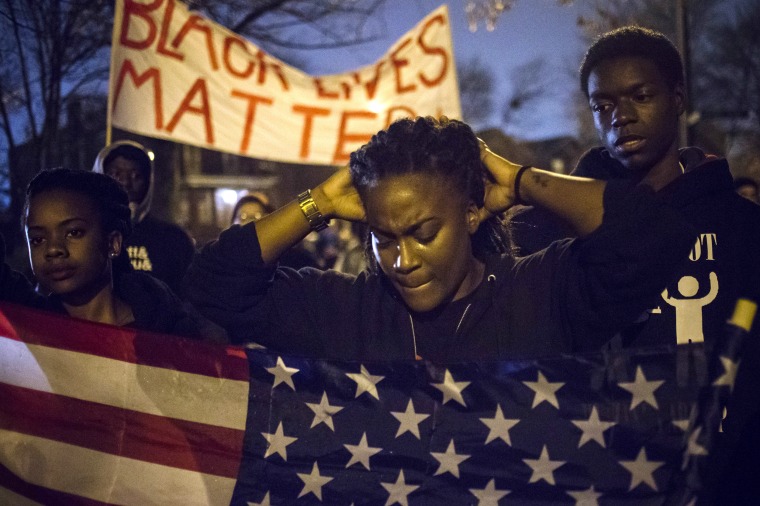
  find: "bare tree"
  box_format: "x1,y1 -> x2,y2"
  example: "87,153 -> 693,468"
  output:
457,57 -> 495,126
0,0 -> 392,255
577,0 -> 677,36
0,0 -> 113,235
576,0 -> 722,96
574,0 -> 750,153
501,57 -> 557,136
188,0 -> 386,68
695,1 -> 760,132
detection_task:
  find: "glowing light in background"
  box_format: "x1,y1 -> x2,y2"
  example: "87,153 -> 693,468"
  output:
216,188 -> 241,207
214,188 -> 250,225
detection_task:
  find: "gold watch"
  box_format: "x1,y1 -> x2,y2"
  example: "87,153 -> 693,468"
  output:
297,189 -> 329,231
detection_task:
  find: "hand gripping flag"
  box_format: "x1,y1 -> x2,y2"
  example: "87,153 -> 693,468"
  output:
0,301 -> 750,505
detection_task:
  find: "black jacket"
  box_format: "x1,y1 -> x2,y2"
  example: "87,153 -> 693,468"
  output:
0,238 -> 226,343
125,214 -> 195,296
509,147 -> 760,349
186,182 -> 695,361
504,148 -> 760,502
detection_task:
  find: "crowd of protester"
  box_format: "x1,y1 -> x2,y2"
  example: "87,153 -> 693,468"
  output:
0,25 -> 759,502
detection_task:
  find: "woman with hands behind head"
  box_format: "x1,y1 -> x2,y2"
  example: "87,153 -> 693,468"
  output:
187,116 -> 695,361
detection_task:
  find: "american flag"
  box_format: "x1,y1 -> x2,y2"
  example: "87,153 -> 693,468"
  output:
0,301 -> 745,505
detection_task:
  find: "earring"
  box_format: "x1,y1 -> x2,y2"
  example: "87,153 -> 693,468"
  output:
109,252 -> 118,258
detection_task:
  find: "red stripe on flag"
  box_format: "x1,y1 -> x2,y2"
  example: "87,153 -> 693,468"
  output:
0,302 -> 249,381
0,383 -> 245,479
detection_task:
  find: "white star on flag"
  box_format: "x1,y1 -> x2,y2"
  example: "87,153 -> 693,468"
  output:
469,478 -> 510,505
620,448 -> 664,491
381,469 -> 419,506
524,371 -> 564,409
431,369 -> 471,406
618,366 -> 664,410
266,356 -> 299,390
391,399 -> 430,439
566,485 -> 603,505
687,426 -> 708,456
297,462 -> 333,500
431,439 -> 470,478
523,445 -> 565,485
572,406 -> 615,448
480,405 -> 519,445
346,364 -> 385,400
247,491 -> 271,506
261,421 -> 297,461
712,356 -> 740,390
344,432 -> 382,470
672,419 -> 691,432
306,392 -> 344,431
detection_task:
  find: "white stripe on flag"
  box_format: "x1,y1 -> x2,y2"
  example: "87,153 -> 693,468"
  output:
0,337 -> 249,430
0,429 -> 238,506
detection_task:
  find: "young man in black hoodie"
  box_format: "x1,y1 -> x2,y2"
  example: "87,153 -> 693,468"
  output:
511,27 -> 760,348
508,26 -> 760,502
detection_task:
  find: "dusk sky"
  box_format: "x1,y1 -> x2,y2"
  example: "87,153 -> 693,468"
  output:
297,0 -> 592,141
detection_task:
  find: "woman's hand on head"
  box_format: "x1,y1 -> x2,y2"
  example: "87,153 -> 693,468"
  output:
478,140 -> 522,222
313,166 -> 366,222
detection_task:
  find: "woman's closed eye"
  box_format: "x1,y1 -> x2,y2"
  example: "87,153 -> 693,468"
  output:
415,231 -> 437,244
372,231 -> 395,248
413,223 -> 439,244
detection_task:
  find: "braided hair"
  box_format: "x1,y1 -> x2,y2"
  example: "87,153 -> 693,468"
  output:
349,116 -> 511,271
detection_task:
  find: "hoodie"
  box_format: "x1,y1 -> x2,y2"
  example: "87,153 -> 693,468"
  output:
93,141 -> 195,295
93,139 -> 154,223
508,147 -> 760,348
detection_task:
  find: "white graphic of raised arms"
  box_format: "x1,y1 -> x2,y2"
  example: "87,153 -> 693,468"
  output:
661,272 -> 718,344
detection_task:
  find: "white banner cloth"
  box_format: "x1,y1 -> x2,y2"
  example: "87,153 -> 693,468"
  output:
109,0 -> 461,165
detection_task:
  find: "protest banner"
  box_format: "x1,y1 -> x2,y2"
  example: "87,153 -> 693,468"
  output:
108,0 -> 462,166
0,302 -> 740,505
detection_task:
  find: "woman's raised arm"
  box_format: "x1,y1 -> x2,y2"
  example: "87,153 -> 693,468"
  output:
255,166 -> 365,264
479,143 -> 606,237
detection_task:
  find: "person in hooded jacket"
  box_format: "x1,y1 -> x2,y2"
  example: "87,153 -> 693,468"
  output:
507,26 -> 760,350
0,167 -> 226,343
92,140 -> 195,296
501,26 -> 760,503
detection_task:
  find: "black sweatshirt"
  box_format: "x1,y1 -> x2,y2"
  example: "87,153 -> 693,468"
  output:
186,182 -> 696,362
0,237 -> 226,343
